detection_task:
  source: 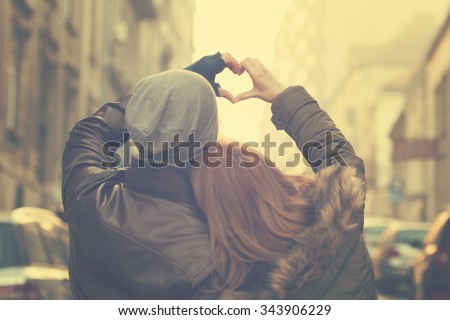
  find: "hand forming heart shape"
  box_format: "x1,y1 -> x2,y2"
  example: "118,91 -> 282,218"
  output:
219,53 -> 286,104
217,52 -> 243,103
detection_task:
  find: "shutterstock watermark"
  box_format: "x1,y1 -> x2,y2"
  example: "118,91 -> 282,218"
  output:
101,132 -> 349,169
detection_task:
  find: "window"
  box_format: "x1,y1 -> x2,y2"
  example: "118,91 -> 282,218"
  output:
19,223 -> 49,265
439,220 -> 450,248
6,16 -> 29,135
89,1 -> 97,65
37,54 -> 56,183
63,67 -> 79,141
425,213 -> 448,245
39,222 -> 68,266
63,0 -> 79,36
160,47 -> 172,71
6,64 -> 18,130
396,230 -> 427,247
15,185 -> 24,208
19,221 -> 69,266
57,228 -> 70,262
436,74 -> 447,139
0,224 -> 19,268
363,226 -> 386,246
63,0 -> 74,20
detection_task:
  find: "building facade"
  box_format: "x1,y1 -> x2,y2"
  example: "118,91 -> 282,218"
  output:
326,17 -> 441,218
261,0 -> 448,177
392,10 -> 450,221
0,0 -> 195,211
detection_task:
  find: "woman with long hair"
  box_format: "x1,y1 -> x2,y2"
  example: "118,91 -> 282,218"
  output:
191,58 -> 377,299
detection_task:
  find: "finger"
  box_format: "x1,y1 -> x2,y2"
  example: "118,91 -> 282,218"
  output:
235,89 -> 258,102
254,59 -> 270,73
240,58 -> 258,77
237,64 -> 245,75
220,52 -> 241,75
218,87 -> 236,103
241,57 -> 257,69
254,58 -> 265,67
228,62 -> 241,75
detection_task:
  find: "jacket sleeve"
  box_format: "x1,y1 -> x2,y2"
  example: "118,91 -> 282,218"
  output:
271,86 -> 365,177
61,97 -> 130,213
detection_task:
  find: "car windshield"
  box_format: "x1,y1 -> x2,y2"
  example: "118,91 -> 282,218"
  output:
0,223 -> 19,268
396,230 -> 427,248
440,221 -> 450,248
364,226 -> 386,245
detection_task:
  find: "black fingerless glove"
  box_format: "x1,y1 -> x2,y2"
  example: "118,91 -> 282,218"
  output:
183,52 -> 226,96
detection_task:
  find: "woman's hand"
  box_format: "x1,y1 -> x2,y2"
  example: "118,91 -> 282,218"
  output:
235,58 -> 286,103
220,52 -> 244,75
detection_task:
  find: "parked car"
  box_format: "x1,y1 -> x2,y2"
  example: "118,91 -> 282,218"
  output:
413,207 -> 450,299
372,221 -> 429,294
363,217 -> 397,259
0,207 -> 71,299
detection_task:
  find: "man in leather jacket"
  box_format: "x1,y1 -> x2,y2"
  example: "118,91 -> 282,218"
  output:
61,53 -> 240,299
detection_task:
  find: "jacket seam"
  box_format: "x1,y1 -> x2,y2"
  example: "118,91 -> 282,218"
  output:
64,169 -> 122,217
191,259 -> 213,285
184,260 -> 213,298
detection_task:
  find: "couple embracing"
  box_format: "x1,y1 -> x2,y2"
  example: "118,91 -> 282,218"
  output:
62,52 -> 377,299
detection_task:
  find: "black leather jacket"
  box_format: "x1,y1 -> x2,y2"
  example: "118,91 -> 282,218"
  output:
62,95 -> 213,299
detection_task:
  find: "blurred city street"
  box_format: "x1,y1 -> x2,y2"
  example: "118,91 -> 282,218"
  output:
1,0 -> 450,300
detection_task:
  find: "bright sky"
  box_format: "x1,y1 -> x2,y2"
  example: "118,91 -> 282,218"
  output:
193,0 -> 292,143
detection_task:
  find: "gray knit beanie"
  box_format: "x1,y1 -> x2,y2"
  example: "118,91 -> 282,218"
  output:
125,70 -> 218,166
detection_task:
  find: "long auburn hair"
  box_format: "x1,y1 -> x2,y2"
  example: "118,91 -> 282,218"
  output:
190,141 -> 317,291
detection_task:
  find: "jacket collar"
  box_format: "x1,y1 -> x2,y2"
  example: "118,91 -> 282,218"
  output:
125,160 -> 198,207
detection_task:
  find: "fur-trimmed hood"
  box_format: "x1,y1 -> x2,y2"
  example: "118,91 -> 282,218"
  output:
220,165 -> 370,299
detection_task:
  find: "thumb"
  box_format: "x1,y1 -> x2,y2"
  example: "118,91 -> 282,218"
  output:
235,89 -> 258,103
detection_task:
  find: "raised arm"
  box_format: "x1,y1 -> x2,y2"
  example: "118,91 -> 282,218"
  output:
270,86 -> 364,175
235,58 -> 364,176
61,96 -> 130,212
